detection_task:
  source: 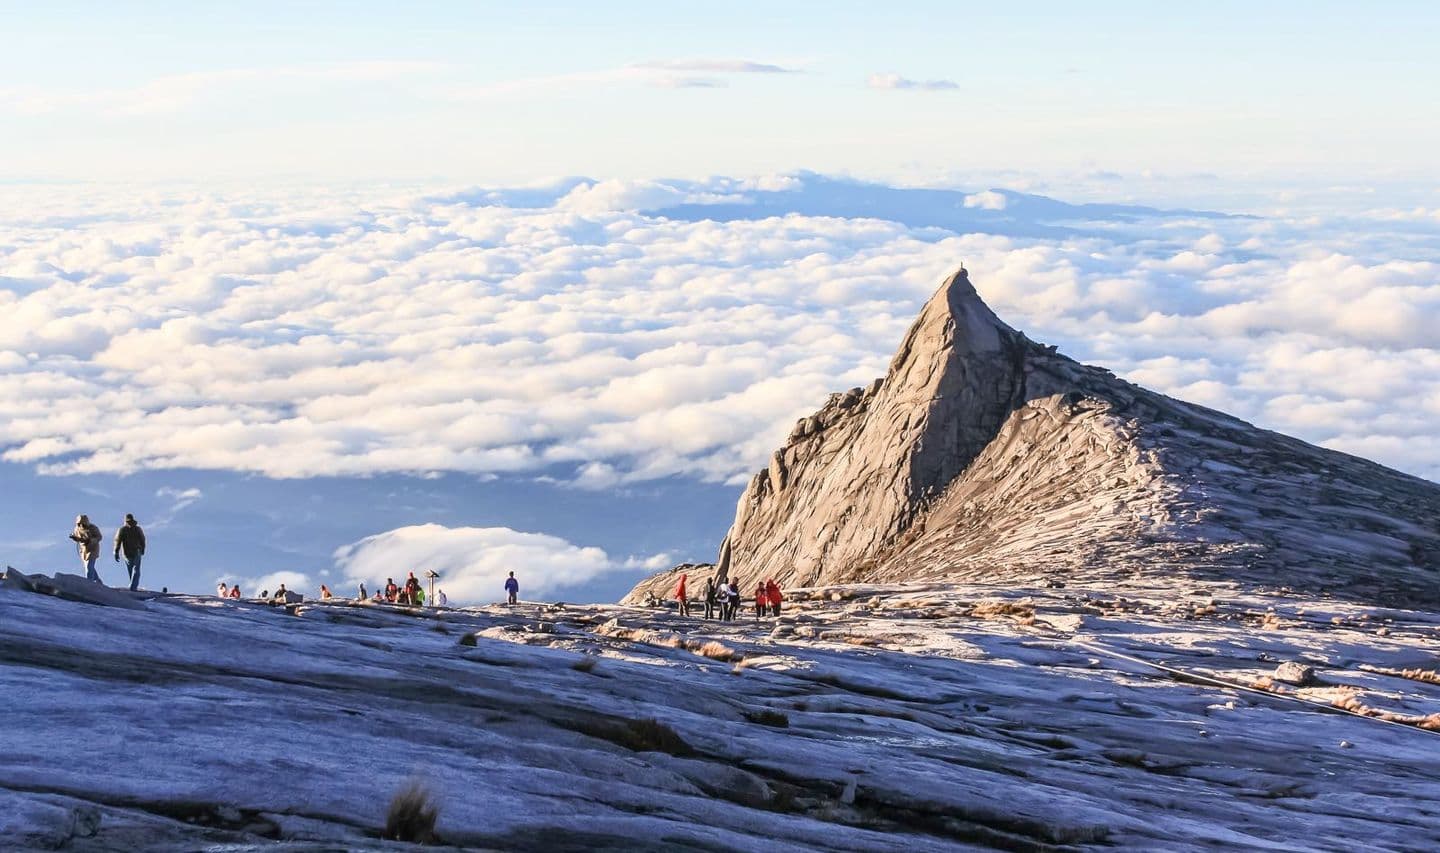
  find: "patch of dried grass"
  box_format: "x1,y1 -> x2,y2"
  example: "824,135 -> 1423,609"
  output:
384,781 -> 438,844
694,640 -> 737,661
1359,665 -> 1440,684
968,599 -> 1035,620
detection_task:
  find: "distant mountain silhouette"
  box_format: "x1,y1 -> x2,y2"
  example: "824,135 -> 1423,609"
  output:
428,173 -> 1240,240
646,173 -> 1241,238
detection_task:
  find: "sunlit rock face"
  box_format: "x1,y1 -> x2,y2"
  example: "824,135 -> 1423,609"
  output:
625,268 -> 1440,606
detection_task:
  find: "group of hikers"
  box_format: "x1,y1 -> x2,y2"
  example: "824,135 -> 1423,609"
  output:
69,513 -> 146,592
65,512 -> 782,622
672,574 -> 783,620
214,570 -> 529,609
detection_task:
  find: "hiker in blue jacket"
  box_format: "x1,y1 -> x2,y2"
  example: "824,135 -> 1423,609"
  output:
504,571 -> 519,605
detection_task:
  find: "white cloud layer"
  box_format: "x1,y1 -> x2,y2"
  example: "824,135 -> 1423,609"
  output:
0,177 -> 1437,489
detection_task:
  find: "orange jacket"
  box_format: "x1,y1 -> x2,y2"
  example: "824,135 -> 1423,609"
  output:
765,581 -> 782,605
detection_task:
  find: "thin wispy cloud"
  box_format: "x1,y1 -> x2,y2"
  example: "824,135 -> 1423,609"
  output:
445,58 -> 798,100
867,73 -> 959,91
632,59 -> 800,74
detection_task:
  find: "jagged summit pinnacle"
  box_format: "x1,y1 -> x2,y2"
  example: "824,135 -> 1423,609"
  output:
898,266 -> 1016,359
623,267 -> 1440,607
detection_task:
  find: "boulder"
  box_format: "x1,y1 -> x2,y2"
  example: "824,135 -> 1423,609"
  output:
1274,662 -> 1317,687
3,568 -> 147,611
3,565 -> 38,591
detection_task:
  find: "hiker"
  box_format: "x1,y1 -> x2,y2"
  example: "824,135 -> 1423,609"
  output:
766,579 -> 783,617
112,513 -> 146,592
384,577 -> 399,602
436,589 -> 448,607
229,584 -> 241,599
505,571 -> 519,605
726,582 -> 741,621
259,589 -> 269,599
69,514 -> 103,583
320,584 -> 333,600
357,582 -> 367,600
754,582 -> 767,619
218,582 -> 229,598
703,577 -> 717,619
402,572 -> 421,605
271,584 -> 290,603
414,586 -> 425,607
674,573 -> 690,616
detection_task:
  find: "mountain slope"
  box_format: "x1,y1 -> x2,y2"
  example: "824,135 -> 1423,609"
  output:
624,269 -> 1440,605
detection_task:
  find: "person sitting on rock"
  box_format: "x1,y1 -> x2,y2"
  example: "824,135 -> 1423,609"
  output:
229,584 -> 241,599
70,514 -> 104,583
766,579 -> 783,617
259,589 -> 268,599
754,582 -> 767,619
218,582 -> 229,598
272,584 -> 288,603
320,584 -> 333,600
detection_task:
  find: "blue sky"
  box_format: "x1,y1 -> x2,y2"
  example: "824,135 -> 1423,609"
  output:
4,2 -> 1439,187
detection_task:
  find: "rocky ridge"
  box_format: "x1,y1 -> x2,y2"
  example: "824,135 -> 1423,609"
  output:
625,268 -> 1440,606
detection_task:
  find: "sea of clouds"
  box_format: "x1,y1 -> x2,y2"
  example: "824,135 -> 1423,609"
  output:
2,174 -> 1437,599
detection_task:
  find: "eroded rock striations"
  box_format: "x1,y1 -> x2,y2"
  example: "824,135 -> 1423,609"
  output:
625,268 -> 1440,605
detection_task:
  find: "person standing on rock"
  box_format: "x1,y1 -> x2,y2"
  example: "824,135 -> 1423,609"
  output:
112,513 -> 146,591
674,573 -> 689,616
69,515 -> 104,583
505,571 -> 519,605
726,581 -> 741,621
703,577 -> 717,620
754,582 -> 767,619
766,579 -> 783,617
437,589 -> 448,607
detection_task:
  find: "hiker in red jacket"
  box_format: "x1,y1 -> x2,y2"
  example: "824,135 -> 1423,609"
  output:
675,573 -> 690,617
766,579 -> 783,616
754,582 -> 767,619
